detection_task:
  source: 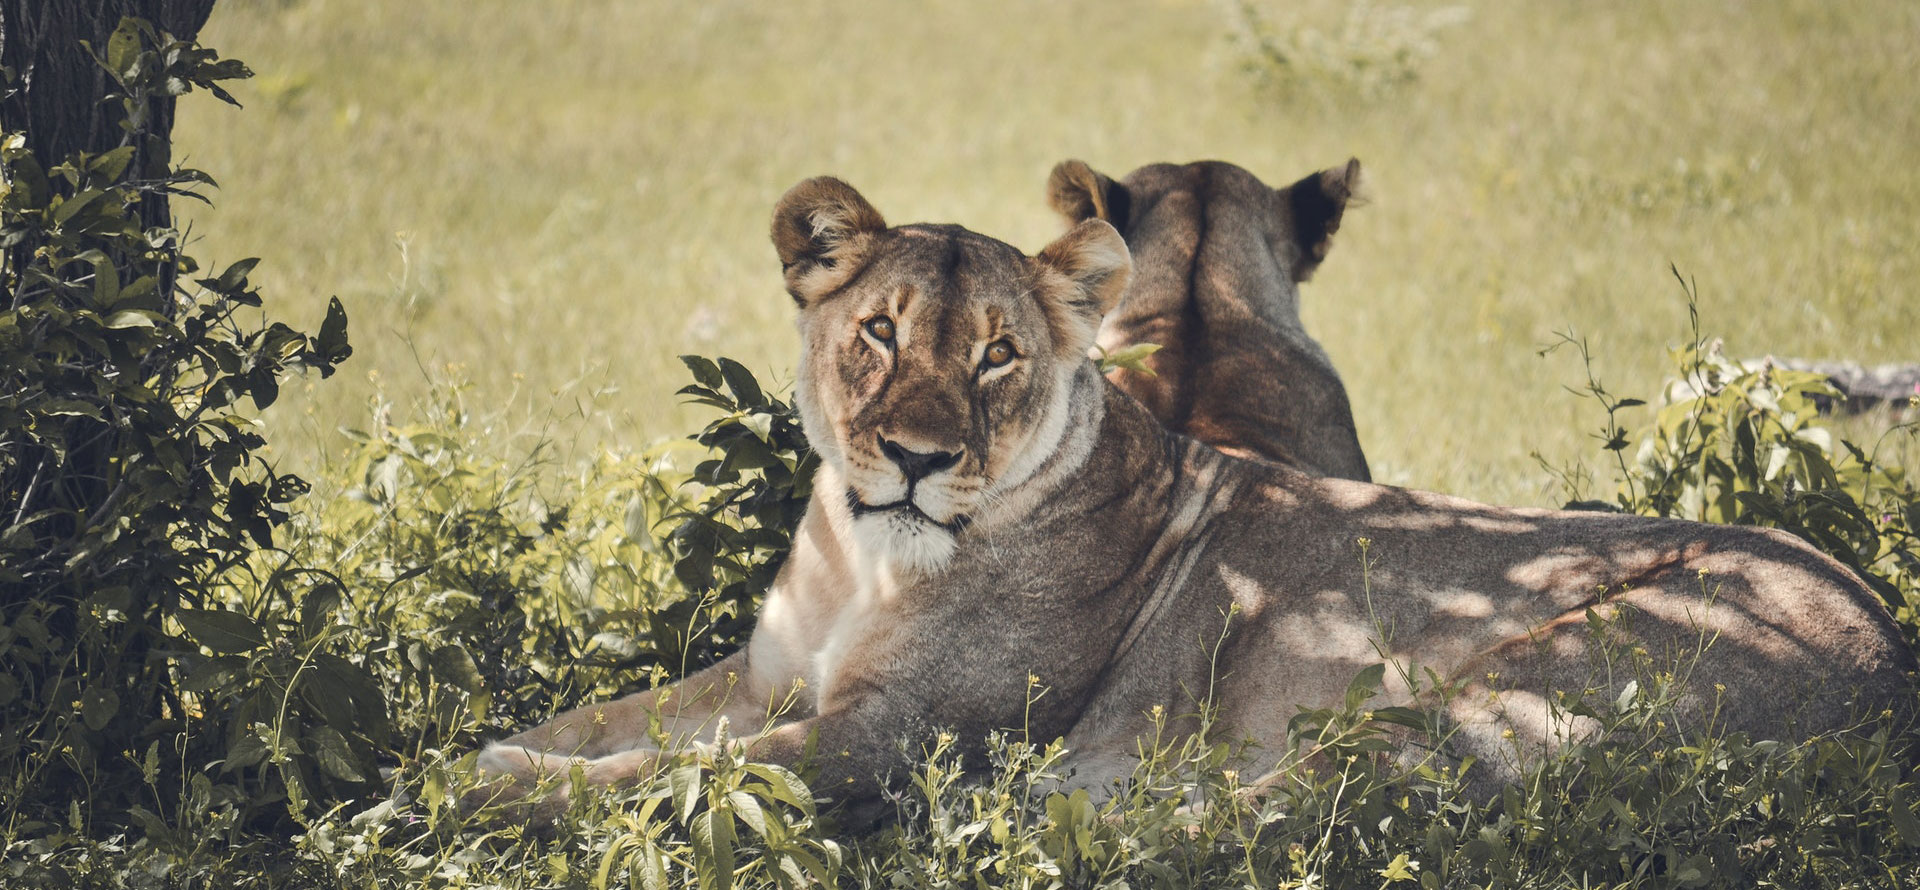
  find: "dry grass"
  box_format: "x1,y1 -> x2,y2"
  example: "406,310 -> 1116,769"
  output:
178,0 -> 1920,504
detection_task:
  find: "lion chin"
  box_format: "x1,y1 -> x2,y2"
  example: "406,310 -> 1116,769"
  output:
850,508 -> 959,573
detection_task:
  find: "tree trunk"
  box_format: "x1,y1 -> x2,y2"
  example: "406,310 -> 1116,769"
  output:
0,0 -> 216,814
1,0 -> 217,235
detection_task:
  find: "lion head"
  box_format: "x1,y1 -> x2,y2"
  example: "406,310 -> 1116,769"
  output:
770,177 -> 1132,572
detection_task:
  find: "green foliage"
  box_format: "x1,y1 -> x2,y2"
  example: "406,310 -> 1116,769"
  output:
1093,342 -> 1162,377
0,18 -> 350,836
663,355 -> 816,673
1546,268 -> 1920,643
853,677 -> 1919,890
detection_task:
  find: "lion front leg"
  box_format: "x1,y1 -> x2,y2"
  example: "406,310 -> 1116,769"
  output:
460,745 -> 667,824
466,649 -> 802,820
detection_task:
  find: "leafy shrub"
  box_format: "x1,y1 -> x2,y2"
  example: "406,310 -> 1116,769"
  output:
1545,269 -> 1920,643
0,19 -> 350,835
660,355 -> 816,673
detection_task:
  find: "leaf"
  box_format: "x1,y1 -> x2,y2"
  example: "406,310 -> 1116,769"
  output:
1371,706 -> 1431,731
743,763 -> 815,813
105,18 -> 144,79
1096,341 -> 1162,375
563,555 -> 597,601
717,357 -> 765,407
636,842 -> 671,890
102,309 -> 162,329
300,582 -> 343,641
1763,443 -> 1791,481
176,608 -> 265,653
52,188 -> 106,226
1671,853 -> 1712,888
692,808 -> 736,890
316,296 -> 352,368
301,669 -> 359,732
307,725 -> 367,783
88,146 -> 137,183
670,763 -> 703,819
727,790 -> 770,837
1890,787 -> 1920,848
250,366 -> 280,410
81,687 -> 119,731
680,355 -> 725,390
1345,662 -> 1387,711
1376,852 -> 1419,883
92,257 -> 122,307
428,644 -> 485,694
215,257 -> 263,291
1614,679 -> 1639,713
179,655 -> 245,694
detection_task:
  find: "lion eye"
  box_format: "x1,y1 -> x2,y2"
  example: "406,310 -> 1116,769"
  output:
864,316 -> 896,343
981,339 -> 1016,370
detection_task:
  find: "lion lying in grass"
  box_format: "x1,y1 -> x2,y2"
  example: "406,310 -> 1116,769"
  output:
1048,158 -> 1371,480
471,177 -> 1914,822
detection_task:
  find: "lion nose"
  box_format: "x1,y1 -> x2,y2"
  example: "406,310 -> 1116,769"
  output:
876,435 -> 962,483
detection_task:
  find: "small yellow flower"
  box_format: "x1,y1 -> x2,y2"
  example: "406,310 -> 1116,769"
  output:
1500,728 -> 1515,740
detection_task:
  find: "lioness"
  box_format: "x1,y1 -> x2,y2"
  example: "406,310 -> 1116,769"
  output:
1048,158 -> 1371,481
475,178 -> 1913,821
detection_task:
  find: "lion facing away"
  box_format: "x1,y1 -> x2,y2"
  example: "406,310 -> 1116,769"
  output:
471,177 -> 1914,822
1048,158 -> 1371,481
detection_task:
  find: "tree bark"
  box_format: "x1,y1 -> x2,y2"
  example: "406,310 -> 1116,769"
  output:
1,1 -> 217,229
0,1 -> 217,799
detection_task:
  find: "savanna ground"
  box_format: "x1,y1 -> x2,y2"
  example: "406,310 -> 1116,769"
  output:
8,0 -> 1920,887
180,0 -> 1920,502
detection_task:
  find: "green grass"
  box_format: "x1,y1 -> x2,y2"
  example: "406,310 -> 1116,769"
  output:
178,0 -> 1920,505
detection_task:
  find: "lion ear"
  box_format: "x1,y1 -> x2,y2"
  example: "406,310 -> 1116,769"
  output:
1046,160 -> 1131,230
1280,157 -> 1364,283
770,177 -> 888,306
1034,218 -> 1132,355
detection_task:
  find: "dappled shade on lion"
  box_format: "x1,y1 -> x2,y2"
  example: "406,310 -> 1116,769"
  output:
467,176 -> 1916,825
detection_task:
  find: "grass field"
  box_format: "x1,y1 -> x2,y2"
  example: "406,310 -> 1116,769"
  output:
178,0 -> 1920,502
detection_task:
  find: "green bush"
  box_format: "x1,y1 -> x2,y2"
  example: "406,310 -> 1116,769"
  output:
0,18 -> 351,837
1545,269 -> 1920,644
